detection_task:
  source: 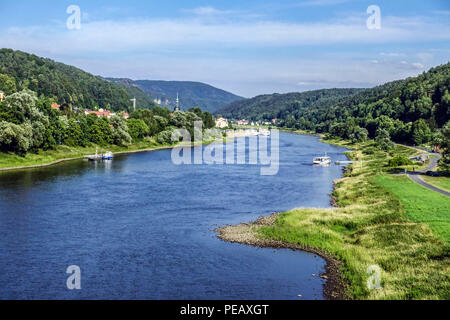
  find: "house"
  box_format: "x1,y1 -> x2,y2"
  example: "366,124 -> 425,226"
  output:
85,108 -> 129,119
0,90 -> 5,102
215,117 -> 229,128
271,118 -> 278,124
51,104 -> 61,110
236,119 -> 249,126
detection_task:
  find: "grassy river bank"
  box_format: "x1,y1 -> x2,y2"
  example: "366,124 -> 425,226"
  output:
218,137 -> 449,300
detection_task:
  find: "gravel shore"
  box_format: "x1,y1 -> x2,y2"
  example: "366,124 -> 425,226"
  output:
216,212 -> 347,300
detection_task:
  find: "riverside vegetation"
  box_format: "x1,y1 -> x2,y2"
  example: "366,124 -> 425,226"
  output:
253,139 -> 449,300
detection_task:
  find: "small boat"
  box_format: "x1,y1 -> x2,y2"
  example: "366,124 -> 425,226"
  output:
102,151 -> 114,160
313,154 -> 331,165
86,148 -> 102,161
258,129 -> 271,136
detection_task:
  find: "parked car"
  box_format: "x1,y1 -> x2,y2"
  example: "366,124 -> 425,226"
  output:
426,171 -> 441,177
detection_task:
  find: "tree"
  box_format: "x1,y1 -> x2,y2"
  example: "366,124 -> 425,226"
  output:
437,121 -> 450,175
127,118 -> 149,140
375,128 -> 394,150
0,121 -> 33,155
110,114 -> 132,146
0,73 -> 17,95
411,119 -> 431,145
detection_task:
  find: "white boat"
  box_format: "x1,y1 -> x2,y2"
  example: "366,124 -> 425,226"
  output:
258,129 -> 271,136
313,154 -> 331,165
86,148 -> 101,161
102,151 -> 114,160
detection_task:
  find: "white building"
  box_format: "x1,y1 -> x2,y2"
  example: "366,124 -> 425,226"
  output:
216,117 -> 229,128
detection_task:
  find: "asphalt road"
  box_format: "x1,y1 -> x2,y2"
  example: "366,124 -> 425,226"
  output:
407,153 -> 449,197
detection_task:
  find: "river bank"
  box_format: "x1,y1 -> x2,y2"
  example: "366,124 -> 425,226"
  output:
216,137 -> 450,300
216,213 -> 347,300
0,129 -> 265,172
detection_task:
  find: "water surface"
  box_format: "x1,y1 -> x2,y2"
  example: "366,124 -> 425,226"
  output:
0,132 -> 348,299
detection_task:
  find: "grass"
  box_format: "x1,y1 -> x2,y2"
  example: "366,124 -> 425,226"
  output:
0,136 -> 224,170
0,138 -> 176,170
255,140 -> 450,300
376,175 -> 450,243
421,175 -> 450,193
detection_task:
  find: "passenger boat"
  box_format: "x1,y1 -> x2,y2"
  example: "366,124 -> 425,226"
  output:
313,154 -> 331,165
258,129 -> 271,136
102,151 -> 114,160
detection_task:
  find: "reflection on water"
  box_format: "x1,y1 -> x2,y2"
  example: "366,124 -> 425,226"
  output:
0,132 -> 348,300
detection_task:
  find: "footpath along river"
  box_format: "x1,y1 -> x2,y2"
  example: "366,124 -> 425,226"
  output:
0,132 -> 348,299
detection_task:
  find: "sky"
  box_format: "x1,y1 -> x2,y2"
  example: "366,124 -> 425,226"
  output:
0,0 -> 449,97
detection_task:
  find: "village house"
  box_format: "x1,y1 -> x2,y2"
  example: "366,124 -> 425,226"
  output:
51,104 -> 61,110
236,119 -> 249,126
215,117 -> 229,128
85,108 -> 129,119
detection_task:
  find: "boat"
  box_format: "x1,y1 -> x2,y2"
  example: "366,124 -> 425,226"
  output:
258,129 -> 271,136
85,148 -> 102,161
102,151 -> 114,160
313,154 -> 331,165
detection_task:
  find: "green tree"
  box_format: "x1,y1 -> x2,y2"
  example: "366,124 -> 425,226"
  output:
110,114 -> 132,146
127,118 -> 149,140
375,128 -> 394,150
411,119 -> 431,145
0,73 -> 17,95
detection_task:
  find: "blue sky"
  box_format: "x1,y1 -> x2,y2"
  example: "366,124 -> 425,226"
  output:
0,0 -> 449,97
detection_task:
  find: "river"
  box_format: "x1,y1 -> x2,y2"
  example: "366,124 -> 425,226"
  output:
0,132 -> 348,299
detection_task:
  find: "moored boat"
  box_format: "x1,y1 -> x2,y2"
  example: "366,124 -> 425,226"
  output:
313,154 -> 331,165
102,151 -> 114,160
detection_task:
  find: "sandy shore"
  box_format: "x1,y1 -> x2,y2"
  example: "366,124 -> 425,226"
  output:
216,212 -> 347,300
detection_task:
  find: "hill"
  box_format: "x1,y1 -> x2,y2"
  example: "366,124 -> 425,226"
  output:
107,78 -> 243,113
217,88 -> 364,120
0,49 -> 155,111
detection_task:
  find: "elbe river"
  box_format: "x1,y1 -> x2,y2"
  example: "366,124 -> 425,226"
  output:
0,132 -> 348,299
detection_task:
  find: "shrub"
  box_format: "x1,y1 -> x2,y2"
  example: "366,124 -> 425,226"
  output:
388,155 -> 413,167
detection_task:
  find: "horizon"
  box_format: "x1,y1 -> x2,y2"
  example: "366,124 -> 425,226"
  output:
0,0 -> 449,97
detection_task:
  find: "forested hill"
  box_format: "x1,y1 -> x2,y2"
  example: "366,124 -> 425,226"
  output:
0,49 -> 156,111
279,63 -> 450,143
107,78 -> 243,113
216,88 -> 364,120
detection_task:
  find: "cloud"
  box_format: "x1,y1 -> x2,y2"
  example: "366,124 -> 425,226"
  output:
1,14 -> 448,56
183,6 -> 235,16
0,9 -> 447,96
295,0 -> 351,7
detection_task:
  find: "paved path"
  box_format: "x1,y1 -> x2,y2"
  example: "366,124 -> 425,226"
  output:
407,173 -> 450,197
405,152 -> 450,197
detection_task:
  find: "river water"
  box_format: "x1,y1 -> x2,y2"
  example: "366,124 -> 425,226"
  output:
0,132 -> 348,299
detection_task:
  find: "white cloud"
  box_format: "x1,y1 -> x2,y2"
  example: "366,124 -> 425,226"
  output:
1,14 -> 449,56
184,6 -> 235,16
411,62 -> 424,69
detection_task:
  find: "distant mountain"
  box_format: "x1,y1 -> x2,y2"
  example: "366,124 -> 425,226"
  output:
106,78 -> 243,113
0,49 -> 155,111
217,88 -> 364,120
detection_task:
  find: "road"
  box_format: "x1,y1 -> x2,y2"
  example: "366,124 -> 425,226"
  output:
406,152 -> 450,197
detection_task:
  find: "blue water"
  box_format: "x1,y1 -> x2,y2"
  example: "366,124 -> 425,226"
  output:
0,132 -> 348,300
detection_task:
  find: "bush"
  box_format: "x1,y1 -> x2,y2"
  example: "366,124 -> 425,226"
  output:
388,155 -> 413,167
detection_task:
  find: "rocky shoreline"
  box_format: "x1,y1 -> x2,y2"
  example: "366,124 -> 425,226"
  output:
215,212 -> 347,300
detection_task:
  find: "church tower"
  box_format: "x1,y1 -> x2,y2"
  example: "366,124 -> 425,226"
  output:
174,93 -> 180,112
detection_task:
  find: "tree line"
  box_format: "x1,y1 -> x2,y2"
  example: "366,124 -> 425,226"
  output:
0,89 -> 217,156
